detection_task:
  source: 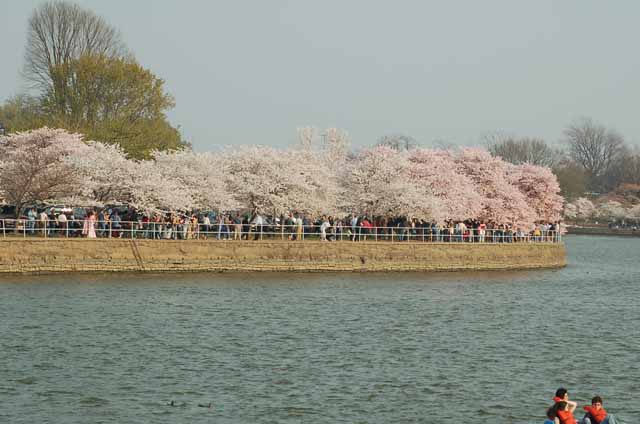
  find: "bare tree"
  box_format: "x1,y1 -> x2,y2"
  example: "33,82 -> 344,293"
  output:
23,1 -> 127,91
603,145 -> 640,189
564,118 -> 625,190
376,134 -> 418,151
483,131 -> 560,167
297,126 -> 317,149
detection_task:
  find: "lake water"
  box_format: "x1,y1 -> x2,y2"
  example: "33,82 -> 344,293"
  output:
1,236 -> 638,423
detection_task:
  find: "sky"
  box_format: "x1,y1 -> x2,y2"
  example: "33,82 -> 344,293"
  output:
1,0 -> 639,151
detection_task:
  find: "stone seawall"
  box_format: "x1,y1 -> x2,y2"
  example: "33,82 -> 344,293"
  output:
0,239 -> 566,273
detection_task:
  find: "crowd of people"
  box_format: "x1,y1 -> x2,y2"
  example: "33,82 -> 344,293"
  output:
1,206 -> 563,243
545,388 -> 618,424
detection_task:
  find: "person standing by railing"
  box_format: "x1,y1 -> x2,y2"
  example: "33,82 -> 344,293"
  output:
82,211 -> 97,238
185,215 -> 194,239
548,222 -> 557,242
360,216 -> 373,241
233,213 -> 242,240
533,225 -> 542,242
224,214 -> 233,239
295,213 -> 303,241
57,212 -> 68,237
320,215 -> 331,241
216,214 -> 225,240
431,222 -> 439,242
478,221 -> 486,243
284,213 -> 295,240
37,209 -> 48,237
27,207 -> 36,235
251,212 -> 264,241
141,215 -> 149,239
350,213 -> 358,242
202,214 -> 210,239
98,210 -> 106,237
335,218 -> 343,241
111,210 -> 122,238
457,221 -> 467,242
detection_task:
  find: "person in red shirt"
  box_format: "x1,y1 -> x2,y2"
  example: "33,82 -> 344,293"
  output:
551,388 -> 578,424
359,216 -> 373,241
556,401 -> 578,424
581,396 -> 618,424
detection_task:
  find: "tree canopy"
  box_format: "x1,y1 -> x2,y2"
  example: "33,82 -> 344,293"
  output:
0,127 -> 565,229
43,55 -> 184,158
24,0 -> 127,91
0,1 -> 185,159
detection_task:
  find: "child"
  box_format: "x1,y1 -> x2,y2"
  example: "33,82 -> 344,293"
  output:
556,401 -> 578,424
551,389 -> 578,424
581,396 -> 618,424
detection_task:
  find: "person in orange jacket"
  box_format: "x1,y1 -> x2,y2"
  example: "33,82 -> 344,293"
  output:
580,396 -> 618,424
551,388 -> 578,424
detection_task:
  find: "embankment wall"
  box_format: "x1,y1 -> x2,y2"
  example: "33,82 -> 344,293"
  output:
0,239 -> 566,273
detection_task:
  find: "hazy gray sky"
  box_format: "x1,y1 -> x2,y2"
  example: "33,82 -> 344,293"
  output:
2,0 -> 639,150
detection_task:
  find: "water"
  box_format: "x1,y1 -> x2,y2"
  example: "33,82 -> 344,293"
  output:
1,235 -> 638,423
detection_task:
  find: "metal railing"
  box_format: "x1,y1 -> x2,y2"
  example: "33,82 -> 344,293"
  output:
0,219 -> 562,243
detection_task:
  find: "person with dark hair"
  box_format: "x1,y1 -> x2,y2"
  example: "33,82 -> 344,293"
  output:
580,396 -> 618,424
552,388 -> 578,424
555,401 -> 578,424
545,403 -> 559,424
554,388 -> 569,403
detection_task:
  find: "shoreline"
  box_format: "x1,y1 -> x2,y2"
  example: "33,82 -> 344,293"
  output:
567,227 -> 640,237
0,239 -> 566,274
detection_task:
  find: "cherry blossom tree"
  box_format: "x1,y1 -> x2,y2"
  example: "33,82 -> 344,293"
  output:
342,146 -> 439,219
564,197 -> 595,223
69,143 -> 198,213
407,148 -> 483,222
563,203 -> 578,222
626,204 -> 640,222
0,127 -> 85,215
152,150 -> 238,212
595,200 -> 626,221
2,126 -> 567,226
297,126 -> 317,149
455,148 -> 537,229
297,126 -> 350,172
65,140 -> 135,206
224,146 -> 340,216
507,163 -> 564,222
323,128 -> 351,169
125,159 -> 195,213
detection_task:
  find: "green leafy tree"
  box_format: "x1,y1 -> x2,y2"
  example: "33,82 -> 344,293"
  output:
0,95 -> 47,133
0,1 -> 186,158
41,54 -> 185,158
553,161 -> 588,200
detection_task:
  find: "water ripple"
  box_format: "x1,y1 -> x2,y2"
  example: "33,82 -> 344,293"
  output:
0,236 -> 638,423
